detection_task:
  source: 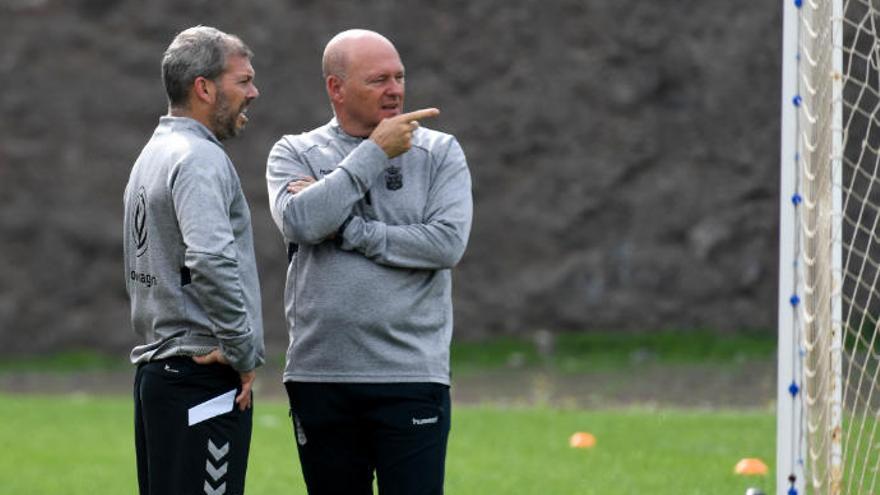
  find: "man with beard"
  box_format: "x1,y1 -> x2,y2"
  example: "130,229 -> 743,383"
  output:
123,26 -> 264,495
267,29 -> 473,494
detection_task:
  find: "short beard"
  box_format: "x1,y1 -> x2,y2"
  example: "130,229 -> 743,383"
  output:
211,89 -> 240,141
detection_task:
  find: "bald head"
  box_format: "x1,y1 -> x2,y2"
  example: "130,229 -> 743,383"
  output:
322,29 -> 406,136
322,29 -> 398,80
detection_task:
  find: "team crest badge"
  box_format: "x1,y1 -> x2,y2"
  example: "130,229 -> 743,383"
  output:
385,166 -> 403,190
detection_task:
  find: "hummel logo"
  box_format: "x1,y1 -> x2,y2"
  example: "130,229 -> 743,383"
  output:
412,416 -> 439,425
203,480 -> 226,495
164,364 -> 180,373
208,439 -> 229,460
206,459 -> 227,481
204,439 -> 229,495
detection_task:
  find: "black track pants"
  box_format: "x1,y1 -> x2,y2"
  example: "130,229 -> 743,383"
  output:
285,382 -> 451,495
134,357 -> 252,495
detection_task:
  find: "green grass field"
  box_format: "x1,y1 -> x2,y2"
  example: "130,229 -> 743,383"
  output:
0,329 -> 777,375
0,332 -> 777,493
0,393 -> 775,495
450,329 -> 776,374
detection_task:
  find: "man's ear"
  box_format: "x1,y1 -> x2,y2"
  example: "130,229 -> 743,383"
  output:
326,75 -> 344,104
193,76 -> 216,105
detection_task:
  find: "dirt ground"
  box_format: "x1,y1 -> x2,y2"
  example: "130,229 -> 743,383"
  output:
0,359 -> 776,409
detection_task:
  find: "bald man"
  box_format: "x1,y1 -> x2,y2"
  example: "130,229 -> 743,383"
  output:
266,29 -> 472,494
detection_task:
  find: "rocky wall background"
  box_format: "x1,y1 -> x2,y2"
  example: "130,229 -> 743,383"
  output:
0,0 -> 781,355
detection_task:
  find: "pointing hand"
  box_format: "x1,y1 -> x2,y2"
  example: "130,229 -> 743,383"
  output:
369,108 -> 440,158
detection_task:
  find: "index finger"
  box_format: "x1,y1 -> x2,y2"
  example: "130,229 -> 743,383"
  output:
397,107 -> 440,122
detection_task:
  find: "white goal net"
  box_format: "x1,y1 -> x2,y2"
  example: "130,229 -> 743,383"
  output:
779,0 -> 880,493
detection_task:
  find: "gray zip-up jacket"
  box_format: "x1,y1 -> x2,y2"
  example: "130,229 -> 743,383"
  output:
267,119 -> 472,384
124,116 -> 264,372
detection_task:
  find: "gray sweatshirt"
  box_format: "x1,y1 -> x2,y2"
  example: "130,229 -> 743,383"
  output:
267,119 -> 472,384
123,116 -> 265,372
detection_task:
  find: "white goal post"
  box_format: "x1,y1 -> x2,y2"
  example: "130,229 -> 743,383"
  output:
778,0 -> 880,493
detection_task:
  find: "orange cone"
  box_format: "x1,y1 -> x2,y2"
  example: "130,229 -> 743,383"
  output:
569,432 -> 596,448
734,458 -> 769,476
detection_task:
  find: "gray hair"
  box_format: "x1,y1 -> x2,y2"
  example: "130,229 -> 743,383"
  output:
161,26 -> 253,108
